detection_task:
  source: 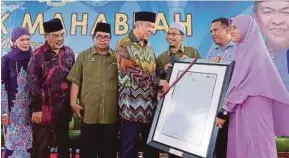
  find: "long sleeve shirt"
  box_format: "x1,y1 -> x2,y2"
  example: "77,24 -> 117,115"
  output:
27,42 -> 75,125
116,31 -> 158,123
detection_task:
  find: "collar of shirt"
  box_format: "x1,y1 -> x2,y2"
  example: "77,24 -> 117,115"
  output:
129,30 -> 148,46
168,45 -> 185,56
91,46 -> 112,56
214,42 -> 235,50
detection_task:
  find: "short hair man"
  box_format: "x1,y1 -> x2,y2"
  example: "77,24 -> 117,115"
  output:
207,17 -> 235,63
206,17 -> 235,158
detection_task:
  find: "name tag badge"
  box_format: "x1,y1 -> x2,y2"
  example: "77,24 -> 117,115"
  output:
90,57 -> 95,62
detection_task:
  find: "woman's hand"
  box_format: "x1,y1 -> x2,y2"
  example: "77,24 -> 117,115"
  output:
216,117 -> 226,128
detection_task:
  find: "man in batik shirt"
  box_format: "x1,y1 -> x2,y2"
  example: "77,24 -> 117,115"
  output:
28,18 -> 75,158
116,11 -> 168,158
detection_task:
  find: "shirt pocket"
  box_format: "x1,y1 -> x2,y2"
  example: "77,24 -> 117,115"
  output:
107,62 -> 118,81
83,57 -> 102,84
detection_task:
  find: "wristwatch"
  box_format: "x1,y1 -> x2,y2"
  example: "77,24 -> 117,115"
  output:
221,108 -> 228,115
217,108 -> 230,120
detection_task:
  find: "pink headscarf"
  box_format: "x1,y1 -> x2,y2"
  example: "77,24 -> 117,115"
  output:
224,15 -> 289,112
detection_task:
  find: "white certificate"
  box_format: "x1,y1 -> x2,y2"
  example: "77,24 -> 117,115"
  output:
162,71 -> 217,145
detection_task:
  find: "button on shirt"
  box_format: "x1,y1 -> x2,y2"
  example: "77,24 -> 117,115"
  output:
206,42 -> 235,61
67,47 -> 118,124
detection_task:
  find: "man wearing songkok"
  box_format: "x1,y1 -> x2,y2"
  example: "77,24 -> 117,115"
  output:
67,22 -> 118,158
28,18 -> 75,158
116,11 -> 168,158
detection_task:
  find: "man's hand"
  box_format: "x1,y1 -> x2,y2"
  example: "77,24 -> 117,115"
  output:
164,63 -> 173,71
181,55 -> 188,59
71,104 -> 83,118
216,117 -> 226,128
1,115 -> 9,125
159,79 -> 169,93
210,56 -> 221,63
32,112 -> 43,124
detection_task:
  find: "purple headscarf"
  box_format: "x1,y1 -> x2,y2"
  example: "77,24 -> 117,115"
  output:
11,27 -> 30,42
224,15 -> 289,112
9,27 -> 32,59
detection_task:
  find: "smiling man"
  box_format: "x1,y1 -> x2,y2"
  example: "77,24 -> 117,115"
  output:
156,22 -> 200,80
28,18 -> 75,158
253,0 -> 289,138
254,1 -> 289,92
205,17 -> 235,158
254,1 -> 289,50
206,18 -> 235,63
116,11 -> 168,158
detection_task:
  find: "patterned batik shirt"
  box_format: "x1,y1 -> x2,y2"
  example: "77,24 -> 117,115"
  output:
28,42 -> 75,125
116,31 -> 158,123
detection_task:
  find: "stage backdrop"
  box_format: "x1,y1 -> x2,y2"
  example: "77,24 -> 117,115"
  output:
1,0 -> 254,57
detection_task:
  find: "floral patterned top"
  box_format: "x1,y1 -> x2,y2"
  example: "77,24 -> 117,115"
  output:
1,48 -> 32,153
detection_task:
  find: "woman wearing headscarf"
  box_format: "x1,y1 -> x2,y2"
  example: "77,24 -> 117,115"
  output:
216,15 -> 289,158
1,27 -> 33,158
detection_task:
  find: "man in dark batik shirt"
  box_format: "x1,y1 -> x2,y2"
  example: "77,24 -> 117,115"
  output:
27,18 -> 75,158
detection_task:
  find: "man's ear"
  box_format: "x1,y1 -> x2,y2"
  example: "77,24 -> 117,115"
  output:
181,35 -> 185,42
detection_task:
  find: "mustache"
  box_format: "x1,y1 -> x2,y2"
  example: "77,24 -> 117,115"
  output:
167,38 -> 176,41
268,23 -> 288,30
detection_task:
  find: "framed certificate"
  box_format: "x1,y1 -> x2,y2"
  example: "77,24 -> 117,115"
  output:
147,58 -> 234,158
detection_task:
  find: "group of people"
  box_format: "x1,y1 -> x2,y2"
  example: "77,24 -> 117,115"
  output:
1,1 -> 289,158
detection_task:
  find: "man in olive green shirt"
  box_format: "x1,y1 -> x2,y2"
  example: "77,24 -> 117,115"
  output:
157,22 -> 200,80
67,22 -> 118,158
157,22 -> 200,158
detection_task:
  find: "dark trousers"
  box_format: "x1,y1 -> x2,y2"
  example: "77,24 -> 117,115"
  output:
80,122 -> 118,158
119,119 -> 158,158
215,120 -> 229,158
32,122 -> 70,158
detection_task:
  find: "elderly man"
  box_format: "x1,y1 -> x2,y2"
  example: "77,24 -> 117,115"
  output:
116,11 -> 168,158
207,18 -> 235,62
156,22 -> 200,80
67,22 -> 118,158
28,18 -> 75,158
253,1 -> 289,137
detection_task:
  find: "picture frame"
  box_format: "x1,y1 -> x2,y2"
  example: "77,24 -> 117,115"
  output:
147,58 -> 234,158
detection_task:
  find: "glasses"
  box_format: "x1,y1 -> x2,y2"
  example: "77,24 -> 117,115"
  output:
49,33 -> 66,39
167,32 -> 182,37
95,35 -> 111,41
